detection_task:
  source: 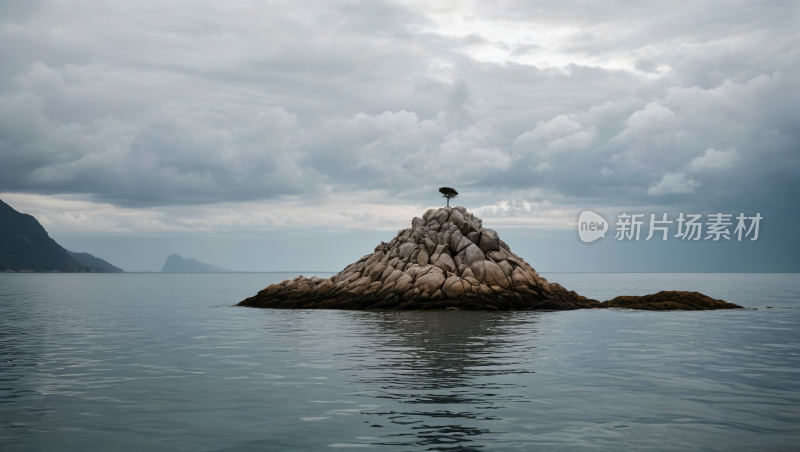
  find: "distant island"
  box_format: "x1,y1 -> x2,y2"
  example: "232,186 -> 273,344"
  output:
239,206 -> 742,312
160,254 -> 234,273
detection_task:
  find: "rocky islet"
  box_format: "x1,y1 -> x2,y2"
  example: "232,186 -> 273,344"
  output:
238,206 -> 742,311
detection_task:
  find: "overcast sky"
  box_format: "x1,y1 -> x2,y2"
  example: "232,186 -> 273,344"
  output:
1,0 -> 798,272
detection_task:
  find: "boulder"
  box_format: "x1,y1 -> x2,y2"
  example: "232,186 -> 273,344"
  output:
417,249 -> 429,266
462,243 -> 485,266
441,275 -> 460,293
454,235 -> 472,253
429,244 -> 447,264
414,271 -> 446,295
497,260 -> 514,278
393,274 -> 414,294
384,269 -> 404,286
470,260 -> 510,289
398,242 -> 417,259
433,209 -> 450,225
367,262 -> 388,280
433,253 -> 456,273
404,265 -> 422,280
446,280 -> 466,297
479,228 -> 500,254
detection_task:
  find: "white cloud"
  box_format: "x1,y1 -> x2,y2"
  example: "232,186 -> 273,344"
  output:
543,127 -> 597,155
647,172 -> 700,195
532,162 -> 553,172
688,147 -> 740,172
611,103 -> 683,143
600,167 -> 612,176
516,115 -> 584,143
514,115 -> 597,157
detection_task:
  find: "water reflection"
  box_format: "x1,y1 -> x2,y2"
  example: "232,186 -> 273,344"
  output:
344,311 -> 541,450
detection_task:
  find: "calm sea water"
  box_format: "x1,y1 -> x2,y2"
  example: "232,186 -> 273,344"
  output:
1,273 -> 798,451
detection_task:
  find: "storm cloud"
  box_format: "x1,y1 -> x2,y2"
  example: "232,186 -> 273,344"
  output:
0,0 -> 797,237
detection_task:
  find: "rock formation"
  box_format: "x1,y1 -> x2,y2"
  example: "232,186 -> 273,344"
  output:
238,206 -> 742,312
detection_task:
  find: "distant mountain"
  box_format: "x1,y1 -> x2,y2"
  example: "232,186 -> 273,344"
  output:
0,199 -> 90,272
160,254 -> 234,272
67,250 -> 124,273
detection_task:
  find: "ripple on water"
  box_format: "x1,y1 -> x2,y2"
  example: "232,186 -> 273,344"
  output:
0,273 -> 799,451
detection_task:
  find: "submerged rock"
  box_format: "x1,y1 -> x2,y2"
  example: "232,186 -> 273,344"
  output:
237,207 -> 741,312
599,291 -> 741,311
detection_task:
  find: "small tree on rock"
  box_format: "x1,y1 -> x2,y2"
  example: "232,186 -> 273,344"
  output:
439,187 -> 458,207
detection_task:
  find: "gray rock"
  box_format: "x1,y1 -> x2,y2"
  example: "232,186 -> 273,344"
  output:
446,280 -> 466,297
398,242 -> 417,259
470,260 -> 510,289
497,260 -> 514,277
447,209 -> 464,225
478,228 -> 500,254
449,230 -> 464,251
422,208 -> 437,223
433,209 -> 450,225
438,228 -> 452,246
417,249 -> 429,266
462,243 -> 485,266
410,228 -> 426,242
455,235 -> 472,253
379,281 -> 396,295
363,281 -> 383,296
364,251 -> 384,269
442,275 -> 460,293
423,238 -> 437,256
512,267 -> 537,289
537,276 -> 552,293
380,265 -> 396,281
384,269 -> 404,286
312,278 -> 334,294
367,262 -> 388,280
430,244 -> 447,264
413,271 -> 446,295
404,265 -> 422,280
433,253 -> 456,273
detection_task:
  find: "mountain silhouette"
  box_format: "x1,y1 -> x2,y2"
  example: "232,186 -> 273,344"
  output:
0,199 -> 89,272
67,250 -> 124,273
160,254 -> 233,272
